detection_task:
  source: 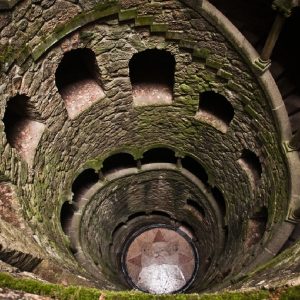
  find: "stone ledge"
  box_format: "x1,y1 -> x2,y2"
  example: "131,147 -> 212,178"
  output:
0,246 -> 42,272
1,271 -> 300,299
32,2 -> 120,61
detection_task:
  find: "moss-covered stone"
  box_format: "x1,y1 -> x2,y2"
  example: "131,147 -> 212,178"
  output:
280,286 -> 300,300
135,15 -> 154,26
165,30 -> 184,40
150,23 -> 169,33
193,48 -> 211,60
0,272 -> 292,300
32,1 -> 120,60
118,8 -> 137,21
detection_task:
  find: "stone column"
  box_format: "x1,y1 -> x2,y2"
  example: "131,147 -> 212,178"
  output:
260,14 -> 286,62
254,0 -> 296,72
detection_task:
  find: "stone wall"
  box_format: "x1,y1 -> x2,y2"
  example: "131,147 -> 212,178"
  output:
0,0 -> 299,293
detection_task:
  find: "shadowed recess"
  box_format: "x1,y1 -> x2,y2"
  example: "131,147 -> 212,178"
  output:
244,206 -> 268,248
102,153 -> 136,175
55,48 -> 104,118
211,187 -> 226,217
60,201 -> 75,235
72,168 -> 99,202
3,94 -> 45,165
129,49 -> 176,106
238,149 -> 262,187
181,156 -> 208,184
141,148 -> 176,164
197,91 -> 234,131
186,199 -> 206,219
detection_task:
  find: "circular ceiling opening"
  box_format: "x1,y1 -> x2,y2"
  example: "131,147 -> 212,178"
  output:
122,226 -> 198,294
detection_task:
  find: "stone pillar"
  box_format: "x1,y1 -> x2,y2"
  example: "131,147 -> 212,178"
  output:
254,0 -> 296,72
260,14 -> 286,62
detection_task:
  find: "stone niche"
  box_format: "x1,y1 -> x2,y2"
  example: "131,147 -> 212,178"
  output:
55,48 -> 105,119
3,94 -> 45,166
129,49 -> 176,106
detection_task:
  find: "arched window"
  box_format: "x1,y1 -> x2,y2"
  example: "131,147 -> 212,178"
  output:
238,149 -> 262,187
141,147 -> 176,164
211,186 -> 226,217
3,94 -> 45,166
196,91 -> 234,132
129,49 -> 175,106
60,201 -> 75,235
181,156 -> 208,184
72,168 -> 99,202
55,48 -> 104,119
101,153 -> 136,176
186,198 -> 205,219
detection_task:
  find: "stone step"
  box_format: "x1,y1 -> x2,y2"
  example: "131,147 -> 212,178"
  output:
277,76 -> 296,98
284,93 -> 300,116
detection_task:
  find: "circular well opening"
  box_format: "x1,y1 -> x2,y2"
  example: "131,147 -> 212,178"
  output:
122,225 -> 198,294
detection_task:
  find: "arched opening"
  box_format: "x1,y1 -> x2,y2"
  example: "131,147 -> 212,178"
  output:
55,48 -> 104,119
3,94 -> 45,166
129,49 -> 176,106
101,153 -> 136,176
244,206 -> 268,248
72,169 -> 99,202
196,91 -> 234,132
211,187 -> 226,217
141,148 -> 176,165
151,210 -> 172,219
186,199 -> 205,219
112,222 -> 126,240
127,211 -> 147,222
181,156 -> 208,184
238,149 -> 262,187
60,201 -> 75,235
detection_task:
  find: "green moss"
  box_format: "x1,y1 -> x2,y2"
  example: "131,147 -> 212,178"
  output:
166,30 -> 184,40
280,286 -> 300,300
3,272 -> 300,299
135,15 -> 154,26
196,291 -> 269,300
0,272 -> 276,299
85,158 -> 103,172
32,1 -> 120,61
180,84 -> 194,94
0,45 -> 14,63
249,241 -> 300,275
118,8 -> 137,21
0,273 -> 100,300
217,69 -> 233,80
193,48 -> 211,60
150,23 -> 169,33
206,55 -> 225,70
244,105 -> 259,120
179,39 -> 197,50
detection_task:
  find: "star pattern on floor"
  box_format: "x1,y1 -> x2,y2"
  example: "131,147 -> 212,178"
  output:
125,228 -> 196,293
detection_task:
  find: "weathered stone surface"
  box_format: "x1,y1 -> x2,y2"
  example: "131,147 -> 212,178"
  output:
0,0 -> 298,295
0,288 -> 51,300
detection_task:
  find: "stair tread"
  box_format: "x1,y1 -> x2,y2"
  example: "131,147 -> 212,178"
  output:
270,61 -> 285,80
277,76 -> 296,98
284,93 -> 300,115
